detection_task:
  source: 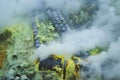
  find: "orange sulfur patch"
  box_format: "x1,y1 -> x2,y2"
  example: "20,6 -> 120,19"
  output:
0,29 -> 11,69
0,50 -> 6,69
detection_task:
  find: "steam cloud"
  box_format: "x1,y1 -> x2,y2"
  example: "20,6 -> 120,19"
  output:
35,0 -> 120,60
34,0 -> 120,80
35,28 -> 113,60
87,37 -> 120,80
0,0 -> 120,79
0,0 -> 41,32
0,0 -> 82,32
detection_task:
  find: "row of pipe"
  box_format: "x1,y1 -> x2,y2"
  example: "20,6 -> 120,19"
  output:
31,13 -> 40,48
46,9 -> 69,34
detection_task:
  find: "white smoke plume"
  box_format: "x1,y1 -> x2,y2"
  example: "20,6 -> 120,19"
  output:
78,0 -> 120,80
35,0 -> 120,60
0,0 -> 82,33
34,0 -> 120,79
44,0 -> 82,13
0,0 -> 120,79
35,28 -> 112,60
86,37 -> 120,80
0,0 -> 41,33
0,0 -> 40,23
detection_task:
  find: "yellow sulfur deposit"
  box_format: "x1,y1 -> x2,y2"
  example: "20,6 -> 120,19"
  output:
0,47 -> 6,68
88,47 -> 103,55
65,59 -> 76,80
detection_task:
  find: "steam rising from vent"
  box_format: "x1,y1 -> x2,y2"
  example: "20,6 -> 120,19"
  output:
35,0 -> 120,59
34,0 -> 120,79
0,0 -> 41,32
35,28 -> 112,60
0,0 -> 83,32
0,0 -> 120,79
0,0 -> 40,24
86,37 -> 120,80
